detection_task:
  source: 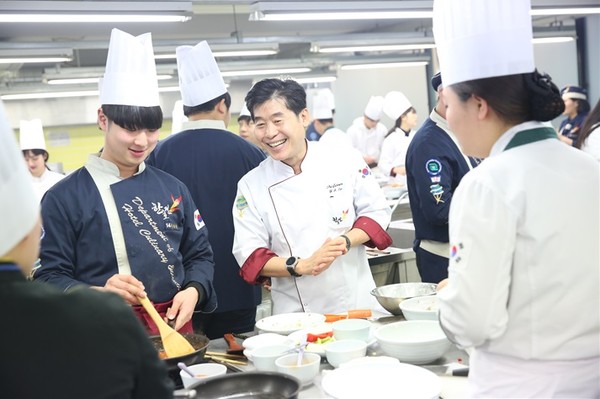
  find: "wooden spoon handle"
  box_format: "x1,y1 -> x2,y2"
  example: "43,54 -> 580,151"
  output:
138,296 -> 168,333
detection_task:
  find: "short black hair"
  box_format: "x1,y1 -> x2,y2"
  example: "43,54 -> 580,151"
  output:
101,104 -> 163,131
237,115 -> 252,123
22,149 -> 49,162
183,92 -> 231,117
245,78 -> 306,118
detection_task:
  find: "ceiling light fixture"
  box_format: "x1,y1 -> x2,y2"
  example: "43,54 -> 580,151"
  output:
531,36 -> 575,44
250,1 -> 600,21
340,61 -> 428,71
0,56 -> 72,64
0,1 -> 192,23
47,75 -> 173,85
221,67 -> 311,77
155,50 -> 277,60
295,76 -> 337,84
318,43 -> 436,53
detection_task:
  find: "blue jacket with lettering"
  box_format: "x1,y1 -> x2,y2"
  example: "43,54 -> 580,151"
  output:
35,163 -> 217,310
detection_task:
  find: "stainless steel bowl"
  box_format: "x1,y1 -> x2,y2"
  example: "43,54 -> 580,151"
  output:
370,283 -> 437,316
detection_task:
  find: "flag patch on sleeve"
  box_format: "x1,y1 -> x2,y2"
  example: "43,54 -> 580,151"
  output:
194,209 -> 205,230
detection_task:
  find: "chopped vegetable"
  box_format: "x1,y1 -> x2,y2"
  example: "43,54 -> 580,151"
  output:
307,331 -> 334,342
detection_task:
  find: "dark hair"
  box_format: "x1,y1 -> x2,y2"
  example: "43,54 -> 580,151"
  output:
386,107 -> 416,137
101,104 -> 163,131
575,100 -> 600,149
22,149 -> 51,170
572,98 -> 591,115
245,78 -> 307,118
183,92 -> 231,117
451,70 -> 564,124
237,115 -> 252,123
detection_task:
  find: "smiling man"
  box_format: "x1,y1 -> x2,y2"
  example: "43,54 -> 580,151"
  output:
34,29 -> 216,334
232,78 -> 393,315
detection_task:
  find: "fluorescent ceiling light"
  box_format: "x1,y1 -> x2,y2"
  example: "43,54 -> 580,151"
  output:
1,90 -> 99,100
252,11 -> 433,21
318,43 -> 436,53
0,1 -> 192,23
295,76 -> 337,84
341,61 -> 428,71
155,50 -> 277,60
0,56 -> 72,64
530,7 -> 600,16
47,75 -> 172,85
221,67 -> 311,77
532,37 -> 575,44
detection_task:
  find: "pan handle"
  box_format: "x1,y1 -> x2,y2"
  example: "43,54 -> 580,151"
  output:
173,388 -> 196,398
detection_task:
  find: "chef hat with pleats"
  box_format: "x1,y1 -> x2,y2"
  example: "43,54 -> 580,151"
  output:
171,100 -> 188,135
177,41 -> 227,107
99,28 -> 159,106
383,91 -> 412,121
19,119 -> 46,150
433,0 -> 534,87
239,103 -> 251,118
364,96 -> 384,121
0,101 -> 39,257
312,92 -> 334,120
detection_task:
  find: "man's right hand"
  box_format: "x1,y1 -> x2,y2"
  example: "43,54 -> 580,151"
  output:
92,274 -> 146,305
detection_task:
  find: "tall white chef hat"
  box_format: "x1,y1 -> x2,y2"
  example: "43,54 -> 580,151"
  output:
383,91 -> 412,121
0,101 -> 39,257
171,100 -> 188,135
19,119 -> 46,151
364,96 -> 384,120
312,92 -> 334,120
99,28 -> 159,106
239,103 -> 251,118
433,0 -> 534,87
177,41 -> 227,107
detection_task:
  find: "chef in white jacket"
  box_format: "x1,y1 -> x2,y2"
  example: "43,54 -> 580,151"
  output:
19,119 -> 64,201
232,78 -> 392,315
434,0 -> 600,397
378,91 -> 418,186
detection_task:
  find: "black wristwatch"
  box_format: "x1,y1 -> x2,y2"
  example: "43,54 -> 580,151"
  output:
285,256 -> 302,277
341,234 -> 351,252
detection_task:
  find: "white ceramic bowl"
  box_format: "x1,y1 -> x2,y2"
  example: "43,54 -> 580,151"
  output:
255,312 -> 326,335
325,339 -> 367,368
275,352 -> 321,386
374,320 -> 451,365
332,319 -> 371,342
399,295 -> 440,321
251,344 -> 294,372
179,363 -> 227,389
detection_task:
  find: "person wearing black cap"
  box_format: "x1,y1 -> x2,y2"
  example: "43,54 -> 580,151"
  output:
404,72 -> 479,283
558,85 -> 590,146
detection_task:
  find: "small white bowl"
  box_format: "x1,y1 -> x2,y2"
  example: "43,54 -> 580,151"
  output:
399,295 -> 439,321
325,339 -> 367,368
179,363 -> 227,389
374,320 -> 451,365
275,352 -> 321,386
251,344 -> 294,372
332,319 -> 371,342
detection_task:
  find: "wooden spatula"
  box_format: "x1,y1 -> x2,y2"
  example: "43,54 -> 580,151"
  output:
138,296 -> 195,358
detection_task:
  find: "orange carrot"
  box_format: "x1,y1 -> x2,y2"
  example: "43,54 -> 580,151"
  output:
347,309 -> 372,319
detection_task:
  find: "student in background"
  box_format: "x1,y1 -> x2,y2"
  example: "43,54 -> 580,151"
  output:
575,99 -> 600,162
19,118 -> 64,201
433,0 -> 599,396
237,103 -> 262,148
558,85 -> 590,146
347,96 -> 387,168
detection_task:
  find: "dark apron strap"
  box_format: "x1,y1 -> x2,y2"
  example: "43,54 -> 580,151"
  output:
132,300 -> 193,335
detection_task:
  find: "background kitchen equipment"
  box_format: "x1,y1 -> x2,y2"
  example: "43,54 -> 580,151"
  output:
188,371 -> 302,399
149,333 -> 210,387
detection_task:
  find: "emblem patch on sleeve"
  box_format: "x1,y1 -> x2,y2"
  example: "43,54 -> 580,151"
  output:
193,209 -> 205,230
235,195 -> 249,217
430,183 -> 445,204
425,159 -> 442,176
358,167 -> 371,178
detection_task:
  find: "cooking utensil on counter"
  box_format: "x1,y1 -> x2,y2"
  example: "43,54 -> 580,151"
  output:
189,371 -> 302,399
224,333 -> 245,355
370,282 -> 437,316
138,295 -> 195,357
324,309 -> 372,322
177,362 -> 196,378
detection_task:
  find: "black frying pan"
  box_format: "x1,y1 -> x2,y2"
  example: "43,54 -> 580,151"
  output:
189,372 -> 301,399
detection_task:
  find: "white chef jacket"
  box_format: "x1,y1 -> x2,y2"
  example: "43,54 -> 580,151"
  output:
378,128 -> 414,186
346,117 -> 387,163
318,126 -> 353,149
232,141 -> 391,315
32,169 -> 64,202
581,123 -> 600,162
438,121 -> 600,397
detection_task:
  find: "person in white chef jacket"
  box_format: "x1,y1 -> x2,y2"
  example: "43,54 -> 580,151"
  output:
19,119 -> 64,201
378,91 -> 418,186
312,94 -> 353,149
232,78 -> 393,315
433,0 -> 600,397
346,95 -> 387,168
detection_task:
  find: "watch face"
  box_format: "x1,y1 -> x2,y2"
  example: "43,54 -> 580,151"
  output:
286,256 -> 297,266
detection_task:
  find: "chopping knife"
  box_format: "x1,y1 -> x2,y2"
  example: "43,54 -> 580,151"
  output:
224,333 -> 245,355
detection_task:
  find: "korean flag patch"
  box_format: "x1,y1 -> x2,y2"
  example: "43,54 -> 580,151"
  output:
194,209 -> 205,230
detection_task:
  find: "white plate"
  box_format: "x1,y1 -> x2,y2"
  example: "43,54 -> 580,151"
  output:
242,333 -> 292,350
255,312 -> 327,335
321,359 -> 441,399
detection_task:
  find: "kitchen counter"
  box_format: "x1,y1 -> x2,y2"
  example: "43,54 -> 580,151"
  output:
202,312 -> 469,398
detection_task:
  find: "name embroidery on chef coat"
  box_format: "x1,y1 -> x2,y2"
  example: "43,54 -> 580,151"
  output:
426,159 -> 445,204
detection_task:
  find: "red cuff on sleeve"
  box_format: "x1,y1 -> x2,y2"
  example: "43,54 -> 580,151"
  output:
239,248 -> 278,285
390,168 -> 396,177
353,216 -> 393,250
